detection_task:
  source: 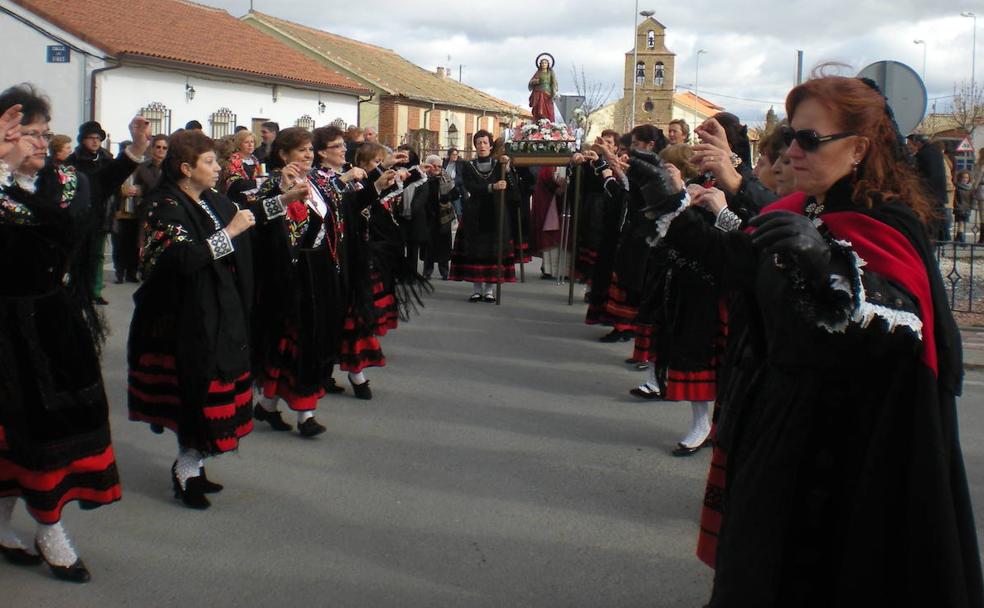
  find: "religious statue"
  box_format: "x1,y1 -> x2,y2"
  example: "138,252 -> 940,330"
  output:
528,53 -> 558,122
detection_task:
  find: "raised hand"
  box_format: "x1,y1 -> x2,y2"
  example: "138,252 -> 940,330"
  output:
695,117 -> 731,153
340,166 -> 367,184
225,209 -> 256,238
127,115 -> 152,157
0,104 -> 24,168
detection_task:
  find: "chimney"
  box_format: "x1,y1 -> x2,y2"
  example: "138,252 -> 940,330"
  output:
436,66 -> 446,78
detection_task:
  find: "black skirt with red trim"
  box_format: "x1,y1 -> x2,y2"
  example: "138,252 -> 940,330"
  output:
128,353 -> 254,453
0,430 -> 120,525
258,326 -> 327,412
603,275 -> 639,332
697,413 -> 726,569
632,325 -> 654,363
656,302 -> 728,402
339,309 -> 386,374
371,271 -> 399,336
449,249 -> 518,284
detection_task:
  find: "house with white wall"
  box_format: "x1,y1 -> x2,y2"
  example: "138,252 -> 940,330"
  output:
1,0 -> 369,146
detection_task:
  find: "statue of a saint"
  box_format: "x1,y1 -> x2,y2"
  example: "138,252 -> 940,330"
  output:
528,53 -> 558,122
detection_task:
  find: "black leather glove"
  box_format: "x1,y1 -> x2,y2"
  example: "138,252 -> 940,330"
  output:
748,211 -> 831,277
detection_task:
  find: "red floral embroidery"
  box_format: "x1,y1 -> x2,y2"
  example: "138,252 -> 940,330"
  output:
287,200 -> 309,222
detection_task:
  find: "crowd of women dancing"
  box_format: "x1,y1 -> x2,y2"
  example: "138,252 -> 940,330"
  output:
0,83 -> 447,582
537,71 -> 982,604
3,68 -> 984,604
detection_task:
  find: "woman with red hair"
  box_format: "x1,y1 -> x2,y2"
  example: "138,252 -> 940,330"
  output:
656,74 -> 982,605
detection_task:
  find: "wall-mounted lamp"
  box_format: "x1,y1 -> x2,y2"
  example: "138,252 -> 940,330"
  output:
185,82 -> 196,102
318,100 -> 326,114
272,85 -> 279,103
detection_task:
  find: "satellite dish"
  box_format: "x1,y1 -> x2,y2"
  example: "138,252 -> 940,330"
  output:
856,60 -> 927,134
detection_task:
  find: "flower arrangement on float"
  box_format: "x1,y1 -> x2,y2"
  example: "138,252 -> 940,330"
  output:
506,118 -> 578,155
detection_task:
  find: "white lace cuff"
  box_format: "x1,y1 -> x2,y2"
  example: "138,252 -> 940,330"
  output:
206,229 -> 235,259
714,207 -> 742,232
261,194 -> 286,220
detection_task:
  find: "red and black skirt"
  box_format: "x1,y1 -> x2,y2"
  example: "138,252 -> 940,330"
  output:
128,353 -> 254,453
632,325 -> 654,363
371,271 -> 399,336
604,275 -> 639,332
449,250 -> 518,284
655,301 -> 728,402
259,327 -> 327,412
697,414 -> 726,569
0,429 -> 120,525
339,309 -> 386,374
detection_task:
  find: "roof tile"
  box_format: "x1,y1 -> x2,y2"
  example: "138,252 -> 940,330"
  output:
245,11 -> 528,116
11,0 -> 369,93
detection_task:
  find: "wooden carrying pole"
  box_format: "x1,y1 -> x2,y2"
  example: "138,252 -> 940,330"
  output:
567,164 -> 583,305
495,163 -> 507,305
516,204 -> 526,283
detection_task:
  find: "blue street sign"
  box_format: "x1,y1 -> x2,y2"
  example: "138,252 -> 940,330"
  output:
47,45 -> 70,63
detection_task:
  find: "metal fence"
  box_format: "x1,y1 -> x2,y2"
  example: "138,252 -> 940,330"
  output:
936,223 -> 984,313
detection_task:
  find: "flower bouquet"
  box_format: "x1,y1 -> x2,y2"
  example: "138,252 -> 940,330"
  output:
506,119 -> 578,156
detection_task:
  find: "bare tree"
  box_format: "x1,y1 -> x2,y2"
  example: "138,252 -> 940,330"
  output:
950,80 -> 984,138
569,65 -> 616,134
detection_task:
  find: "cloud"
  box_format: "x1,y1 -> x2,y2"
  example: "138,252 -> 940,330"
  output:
202,1 -> 979,125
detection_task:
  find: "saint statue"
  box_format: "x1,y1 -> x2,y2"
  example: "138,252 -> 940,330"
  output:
528,53 -> 558,122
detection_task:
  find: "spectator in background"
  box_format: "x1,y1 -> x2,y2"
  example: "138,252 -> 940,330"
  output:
955,170 -> 974,242
254,120 -> 279,164
111,140 -> 141,283
907,133 -> 948,241
184,120 -> 202,131
344,125 -> 364,164
363,127 -> 378,144
443,147 -> 465,218
47,134 -> 73,167
974,148 -> 984,242
234,125 -> 248,133
941,142 -> 956,241
66,120 -> 114,305
133,134 -> 167,258
667,118 -> 690,145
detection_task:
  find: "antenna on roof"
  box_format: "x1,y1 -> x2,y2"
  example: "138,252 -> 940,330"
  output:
249,0 -> 254,11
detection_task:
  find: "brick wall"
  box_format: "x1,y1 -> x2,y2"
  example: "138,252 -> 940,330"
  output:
378,97 -> 399,148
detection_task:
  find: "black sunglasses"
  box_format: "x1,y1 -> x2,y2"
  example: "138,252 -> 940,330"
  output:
781,126 -> 857,152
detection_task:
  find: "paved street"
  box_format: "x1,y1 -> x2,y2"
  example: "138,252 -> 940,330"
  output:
6,267 -> 984,607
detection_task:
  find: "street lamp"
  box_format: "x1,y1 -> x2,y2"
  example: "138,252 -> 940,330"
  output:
693,49 -> 707,131
913,39 -> 927,81
962,11 -> 977,96
630,4 -> 655,129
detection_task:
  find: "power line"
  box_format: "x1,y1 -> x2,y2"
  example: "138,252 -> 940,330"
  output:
676,85 -> 784,106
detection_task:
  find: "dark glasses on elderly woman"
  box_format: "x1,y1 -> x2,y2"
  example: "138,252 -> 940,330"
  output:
780,126 -> 857,152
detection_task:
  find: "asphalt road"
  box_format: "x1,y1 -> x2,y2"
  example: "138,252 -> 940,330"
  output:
5,269 -> 984,607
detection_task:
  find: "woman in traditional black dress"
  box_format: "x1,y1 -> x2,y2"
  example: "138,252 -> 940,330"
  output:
652,74 -> 982,606
0,85 -> 147,582
128,130 -> 258,510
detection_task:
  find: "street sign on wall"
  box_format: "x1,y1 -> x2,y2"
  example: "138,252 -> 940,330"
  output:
46,45 -> 70,63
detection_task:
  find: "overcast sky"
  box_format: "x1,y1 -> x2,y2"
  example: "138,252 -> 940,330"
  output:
204,0 -> 979,126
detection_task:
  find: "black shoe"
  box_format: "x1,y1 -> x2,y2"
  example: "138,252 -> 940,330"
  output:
468,293 -> 483,302
253,404 -> 292,431
323,377 -> 345,394
171,463 -> 211,510
423,271 -> 433,279
34,541 -> 90,583
198,466 -> 224,494
0,543 -> 43,566
150,423 -> 164,434
625,357 -> 639,365
113,273 -> 124,285
298,416 -> 327,437
350,378 -> 373,400
92,297 -> 109,306
599,329 -> 632,343
671,438 -> 711,457
439,265 -> 449,280
634,362 -> 650,371
540,272 -> 554,280
483,293 -> 496,303
629,386 -> 663,401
